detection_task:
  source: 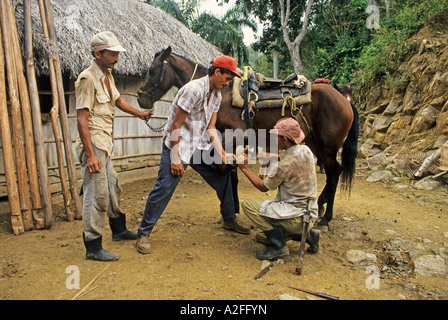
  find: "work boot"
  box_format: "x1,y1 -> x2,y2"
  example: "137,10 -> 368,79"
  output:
83,233 -> 119,261
256,227 -> 289,260
222,217 -> 250,234
256,231 -> 300,245
109,214 -> 138,241
306,229 -> 320,253
136,234 -> 151,254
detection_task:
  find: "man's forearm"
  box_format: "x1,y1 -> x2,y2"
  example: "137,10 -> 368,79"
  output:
208,128 -> 226,161
77,111 -> 95,157
115,97 -> 149,119
239,165 -> 269,192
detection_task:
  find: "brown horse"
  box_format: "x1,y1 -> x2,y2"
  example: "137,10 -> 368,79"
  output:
137,46 -> 359,229
335,84 -> 354,104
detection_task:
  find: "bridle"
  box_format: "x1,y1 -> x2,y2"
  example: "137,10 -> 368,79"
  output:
138,59 -> 168,103
140,52 -> 200,132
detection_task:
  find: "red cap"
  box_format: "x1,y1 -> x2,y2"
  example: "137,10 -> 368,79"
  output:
212,55 -> 241,78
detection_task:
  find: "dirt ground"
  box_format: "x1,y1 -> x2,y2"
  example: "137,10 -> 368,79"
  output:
0,164 -> 447,301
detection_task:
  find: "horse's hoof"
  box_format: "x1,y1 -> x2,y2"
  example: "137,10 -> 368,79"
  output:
317,220 -> 329,232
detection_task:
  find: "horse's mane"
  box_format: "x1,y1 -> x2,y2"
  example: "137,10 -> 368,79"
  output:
154,49 -> 209,72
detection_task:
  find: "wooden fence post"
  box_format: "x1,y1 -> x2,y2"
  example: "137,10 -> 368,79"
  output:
0,19 -> 23,235
4,0 -> 46,228
38,0 -> 82,220
23,0 -> 54,224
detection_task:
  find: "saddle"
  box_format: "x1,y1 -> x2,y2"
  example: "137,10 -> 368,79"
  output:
232,69 -> 313,134
232,71 -> 312,111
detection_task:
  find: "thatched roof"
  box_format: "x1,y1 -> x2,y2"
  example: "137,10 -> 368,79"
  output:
13,0 -> 221,78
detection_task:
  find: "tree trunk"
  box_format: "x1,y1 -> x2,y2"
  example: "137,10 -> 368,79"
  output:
279,0 -> 314,73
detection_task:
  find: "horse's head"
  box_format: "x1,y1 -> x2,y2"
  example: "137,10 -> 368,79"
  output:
137,46 -> 173,110
337,84 -> 354,103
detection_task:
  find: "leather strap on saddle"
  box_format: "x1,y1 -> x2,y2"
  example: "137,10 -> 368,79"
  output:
242,66 -> 254,129
232,73 -> 312,111
232,72 -> 313,136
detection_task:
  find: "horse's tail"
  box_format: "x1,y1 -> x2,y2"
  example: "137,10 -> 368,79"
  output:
340,103 -> 359,194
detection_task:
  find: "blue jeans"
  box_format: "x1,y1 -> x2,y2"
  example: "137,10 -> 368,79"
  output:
138,141 -> 238,236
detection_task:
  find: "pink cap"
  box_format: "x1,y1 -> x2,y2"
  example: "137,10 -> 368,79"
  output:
270,118 -> 305,144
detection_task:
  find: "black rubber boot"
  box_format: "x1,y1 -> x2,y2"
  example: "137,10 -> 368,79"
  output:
256,227 -> 289,260
83,233 -> 119,261
306,229 -> 320,253
109,214 -> 138,241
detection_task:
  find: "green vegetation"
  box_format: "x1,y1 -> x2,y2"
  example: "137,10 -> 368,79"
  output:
147,0 -> 448,94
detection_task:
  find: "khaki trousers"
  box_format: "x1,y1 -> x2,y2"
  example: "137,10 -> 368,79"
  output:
77,145 -> 124,241
241,197 -> 313,235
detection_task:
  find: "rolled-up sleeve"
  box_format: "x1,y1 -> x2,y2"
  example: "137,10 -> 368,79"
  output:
263,161 -> 285,190
75,76 -> 95,111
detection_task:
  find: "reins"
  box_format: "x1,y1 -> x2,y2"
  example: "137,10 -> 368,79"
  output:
189,53 -> 199,82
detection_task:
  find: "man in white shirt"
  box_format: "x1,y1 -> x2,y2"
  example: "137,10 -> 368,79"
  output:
136,55 -> 250,254
237,118 -> 320,260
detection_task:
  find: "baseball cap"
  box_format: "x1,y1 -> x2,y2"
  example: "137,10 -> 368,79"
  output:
212,55 -> 241,78
91,31 -> 126,52
269,118 -> 305,145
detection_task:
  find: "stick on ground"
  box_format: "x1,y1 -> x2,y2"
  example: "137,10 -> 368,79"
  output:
72,263 -> 111,300
254,262 -> 274,280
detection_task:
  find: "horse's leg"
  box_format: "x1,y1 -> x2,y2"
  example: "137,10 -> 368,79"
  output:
317,153 -> 342,230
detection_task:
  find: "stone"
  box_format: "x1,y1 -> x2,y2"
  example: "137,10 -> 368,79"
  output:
366,170 -> 393,182
359,138 -> 382,158
409,105 -> 439,135
346,249 -> 377,266
413,255 -> 447,277
372,115 -> 393,133
414,176 -> 443,190
364,152 -> 388,168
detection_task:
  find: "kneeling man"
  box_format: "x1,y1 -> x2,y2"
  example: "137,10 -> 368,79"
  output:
237,118 -> 320,260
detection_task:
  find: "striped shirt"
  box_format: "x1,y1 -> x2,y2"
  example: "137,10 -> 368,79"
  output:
163,75 -> 222,163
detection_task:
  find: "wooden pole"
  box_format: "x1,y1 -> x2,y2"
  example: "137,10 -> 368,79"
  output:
0,0 -> 30,231
24,0 -> 54,226
49,71 -> 73,221
32,0 -> 72,221
5,0 -> 45,228
39,0 -> 82,220
0,20 -> 23,235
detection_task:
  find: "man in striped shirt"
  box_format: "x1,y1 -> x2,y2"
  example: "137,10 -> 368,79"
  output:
136,55 -> 250,254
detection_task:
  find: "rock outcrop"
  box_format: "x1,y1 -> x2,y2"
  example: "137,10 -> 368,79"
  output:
358,12 -> 448,182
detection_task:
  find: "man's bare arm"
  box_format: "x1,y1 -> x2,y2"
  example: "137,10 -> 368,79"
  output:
77,108 -> 102,173
115,96 -> 153,120
169,106 -> 189,176
237,155 -> 269,192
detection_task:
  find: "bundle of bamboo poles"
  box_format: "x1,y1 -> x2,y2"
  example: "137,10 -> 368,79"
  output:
0,0 -> 82,234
